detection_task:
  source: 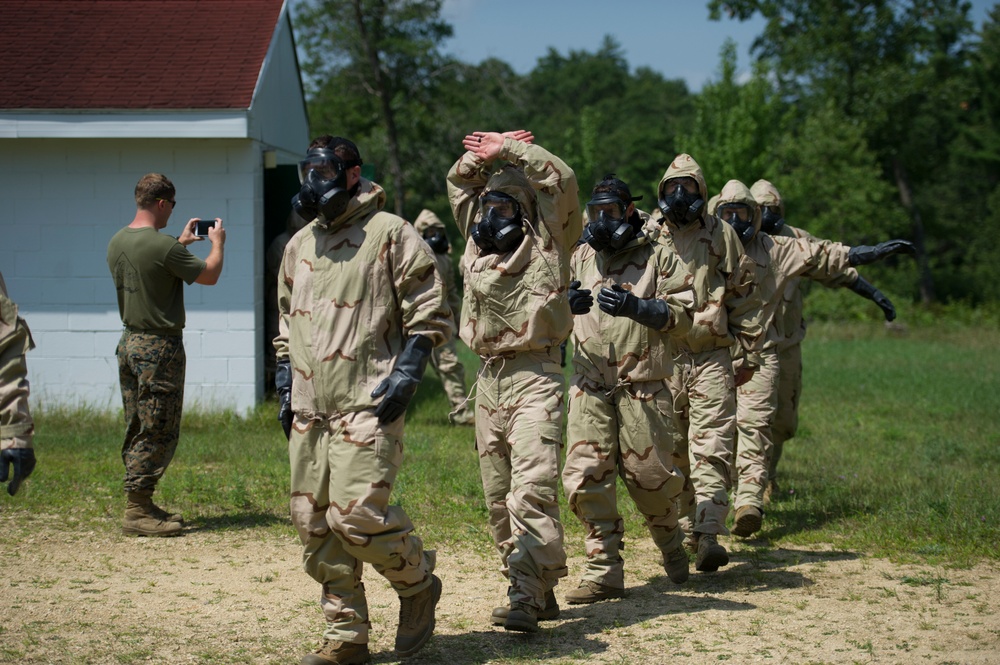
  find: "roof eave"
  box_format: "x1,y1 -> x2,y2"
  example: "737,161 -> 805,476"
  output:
0,110 -> 251,139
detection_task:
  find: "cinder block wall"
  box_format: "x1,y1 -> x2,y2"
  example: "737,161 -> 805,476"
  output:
0,137 -> 263,413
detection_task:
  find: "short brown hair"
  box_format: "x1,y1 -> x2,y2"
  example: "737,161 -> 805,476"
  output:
134,173 -> 175,208
307,135 -> 362,166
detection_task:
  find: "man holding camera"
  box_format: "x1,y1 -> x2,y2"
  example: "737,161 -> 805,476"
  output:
107,173 -> 226,537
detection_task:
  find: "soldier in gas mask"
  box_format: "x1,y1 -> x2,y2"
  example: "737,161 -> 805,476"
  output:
650,155 -> 764,574
715,179 -> 915,537
275,136 -> 453,665
446,129 -> 581,633
0,271 -> 37,498
413,209 -> 473,426
560,176 -> 695,604
749,179 -> 912,504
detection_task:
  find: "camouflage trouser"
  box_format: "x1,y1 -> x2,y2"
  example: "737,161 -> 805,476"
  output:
430,339 -> 470,416
562,376 -> 685,588
671,347 -> 736,537
475,348 -> 568,612
734,348 -> 779,511
769,342 -> 802,484
288,408 -> 433,644
116,331 -> 185,494
0,309 -> 34,451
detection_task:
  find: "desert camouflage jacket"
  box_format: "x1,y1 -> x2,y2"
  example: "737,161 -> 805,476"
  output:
649,156 -> 763,359
570,214 -> 695,386
749,181 -> 858,349
447,138 -> 582,356
413,209 -> 462,320
274,180 -> 452,417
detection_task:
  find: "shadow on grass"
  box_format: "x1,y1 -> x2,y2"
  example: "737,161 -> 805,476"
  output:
184,511 -> 289,532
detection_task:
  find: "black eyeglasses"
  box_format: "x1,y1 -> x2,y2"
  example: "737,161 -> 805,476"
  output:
156,197 -> 177,209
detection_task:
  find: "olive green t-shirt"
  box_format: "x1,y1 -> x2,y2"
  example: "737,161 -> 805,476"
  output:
107,227 -> 207,336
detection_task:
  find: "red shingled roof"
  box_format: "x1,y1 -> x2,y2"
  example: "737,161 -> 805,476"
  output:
0,0 -> 285,110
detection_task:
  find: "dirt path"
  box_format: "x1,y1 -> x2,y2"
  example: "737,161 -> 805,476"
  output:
3,523 -> 998,664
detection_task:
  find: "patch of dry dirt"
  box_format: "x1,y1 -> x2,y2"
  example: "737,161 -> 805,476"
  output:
3,523 -> 998,664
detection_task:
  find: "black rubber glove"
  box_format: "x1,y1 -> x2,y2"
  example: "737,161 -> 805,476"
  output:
371,335 -> 433,424
597,284 -> 672,330
1,447 -> 36,496
848,239 -> 916,266
275,359 -> 293,439
568,280 -> 593,315
849,276 -> 896,321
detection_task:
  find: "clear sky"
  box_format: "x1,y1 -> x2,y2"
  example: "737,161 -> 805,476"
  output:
440,0 -> 998,92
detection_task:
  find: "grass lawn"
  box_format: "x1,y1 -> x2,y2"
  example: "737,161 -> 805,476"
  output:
3,321 -> 998,568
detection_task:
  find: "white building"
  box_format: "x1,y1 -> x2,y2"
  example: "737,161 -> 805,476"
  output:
0,0 -> 309,413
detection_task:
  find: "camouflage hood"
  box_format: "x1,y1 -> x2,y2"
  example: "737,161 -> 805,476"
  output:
717,179 -> 762,240
657,153 -> 709,207
750,179 -> 784,217
483,164 -> 539,228
413,208 -> 446,235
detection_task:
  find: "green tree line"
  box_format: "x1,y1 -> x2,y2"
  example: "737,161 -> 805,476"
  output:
295,0 -> 1000,306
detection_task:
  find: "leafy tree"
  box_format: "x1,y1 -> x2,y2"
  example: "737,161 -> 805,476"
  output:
295,0 -> 453,216
676,39 -> 789,197
709,0 -> 979,303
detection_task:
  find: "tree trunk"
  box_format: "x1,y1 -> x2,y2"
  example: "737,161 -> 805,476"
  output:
892,156 -> 934,304
352,0 -> 406,216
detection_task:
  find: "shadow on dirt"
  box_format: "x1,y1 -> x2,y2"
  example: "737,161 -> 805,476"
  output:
184,511 -> 289,531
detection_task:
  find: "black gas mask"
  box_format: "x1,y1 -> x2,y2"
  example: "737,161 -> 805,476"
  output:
291,148 -> 361,223
422,228 -> 449,254
658,177 -> 704,226
718,202 -> 757,245
582,194 -> 638,252
471,191 -> 525,254
760,206 -> 785,235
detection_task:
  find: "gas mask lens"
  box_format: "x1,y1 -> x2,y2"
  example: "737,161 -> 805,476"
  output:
663,177 -> 699,197
297,151 -> 344,184
717,203 -> 751,223
586,200 -> 626,223
480,193 -> 520,222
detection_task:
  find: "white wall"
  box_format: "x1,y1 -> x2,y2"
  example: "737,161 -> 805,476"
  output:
0,137 -> 263,413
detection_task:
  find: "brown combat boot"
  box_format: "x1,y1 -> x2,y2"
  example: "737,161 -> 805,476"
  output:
695,534 -> 730,572
491,589 -> 559,625
122,491 -> 182,537
395,574 -> 441,656
300,640 -> 370,665
731,505 -> 763,538
504,602 -> 538,633
148,500 -> 183,525
564,580 -> 626,605
662,544 -> 690,584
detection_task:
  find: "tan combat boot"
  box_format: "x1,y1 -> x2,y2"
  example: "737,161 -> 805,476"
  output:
395,574 -> 441,656
148,500 -> 183,525
123,491 -> 182,537
491,588 -> 559,625
300,640 -> 370,665
662,544 -> 690,584
564,580 -> 626,605
731,505 -> 763,538
503,602 -> 538,633
695,534 -> 730,572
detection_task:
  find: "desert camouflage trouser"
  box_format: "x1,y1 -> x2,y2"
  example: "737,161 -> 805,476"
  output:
734,348 -> 779,511
0,311 -> 34,451
769,342 -> 802,484
475,348 -> 568,612
430,339 -> 470,416
288,408 -> 433,644
671,347 -> 736,537
562,377 -> 685,588
116,331 -> 185,494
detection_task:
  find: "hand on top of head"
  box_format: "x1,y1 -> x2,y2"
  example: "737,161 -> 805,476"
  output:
463,130 -> 534,160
